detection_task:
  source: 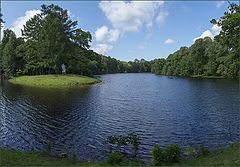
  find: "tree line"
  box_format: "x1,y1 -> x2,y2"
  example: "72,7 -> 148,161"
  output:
151,3 -> 239,79
0,3 -> 239,79
0,4 -> 151,78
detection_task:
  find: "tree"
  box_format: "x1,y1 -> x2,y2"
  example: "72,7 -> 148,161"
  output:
211,3 -> 240,79
22,4 -> 92,74
1,30 -> 18,76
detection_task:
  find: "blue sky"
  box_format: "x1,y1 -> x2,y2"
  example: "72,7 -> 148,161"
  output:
2,1 -> 231,61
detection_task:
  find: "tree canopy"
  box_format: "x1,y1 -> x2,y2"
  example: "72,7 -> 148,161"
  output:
152,3 -> 239,79
0,3 -> 239,79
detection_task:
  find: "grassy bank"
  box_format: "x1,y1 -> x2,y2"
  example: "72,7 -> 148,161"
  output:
1,142 -> 239,166
180,142 -> 240,166
8,74 -> 101,87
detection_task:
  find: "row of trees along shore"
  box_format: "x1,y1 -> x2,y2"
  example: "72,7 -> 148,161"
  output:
0,3 -> 239,79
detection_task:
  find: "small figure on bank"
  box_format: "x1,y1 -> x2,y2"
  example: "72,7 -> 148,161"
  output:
61,64 -> 66,75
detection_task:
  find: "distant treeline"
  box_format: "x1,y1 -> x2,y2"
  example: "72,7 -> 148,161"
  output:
151,3 -> 239,79
0,3 -> 239,79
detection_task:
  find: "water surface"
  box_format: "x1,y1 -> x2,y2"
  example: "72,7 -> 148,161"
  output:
0,74 -> 239,160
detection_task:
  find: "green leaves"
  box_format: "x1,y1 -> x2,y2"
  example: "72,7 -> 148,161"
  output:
152,3 -> 239,79
21,4 -> 92,75
151,144 -> 181,166
106,132 -> 141,157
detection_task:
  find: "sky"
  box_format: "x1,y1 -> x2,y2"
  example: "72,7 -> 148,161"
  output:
1,1 -> 232,61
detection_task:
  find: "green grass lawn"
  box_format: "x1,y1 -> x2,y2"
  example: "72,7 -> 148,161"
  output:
1,142 -> 239,166
8,74 -> 101,87
179,142 -> 240,166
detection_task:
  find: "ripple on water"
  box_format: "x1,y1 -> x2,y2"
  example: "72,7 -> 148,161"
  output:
0,74 -> 239,160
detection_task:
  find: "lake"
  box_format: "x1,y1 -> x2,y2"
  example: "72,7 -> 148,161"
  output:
0,73 -> 239,160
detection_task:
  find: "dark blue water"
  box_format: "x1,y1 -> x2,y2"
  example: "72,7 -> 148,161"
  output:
0,74 -> 239,160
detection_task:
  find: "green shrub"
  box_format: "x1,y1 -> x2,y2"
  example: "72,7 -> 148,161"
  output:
152,144 -> 181,166
184,146 -> 198,158
151,145 -> 165,166
165,144 -> 181,163
199,144 -> 209,156
72,153 -> 78,163
107,151 -> 124,165
128,132 -> 141,157
106,132 -> 141,157
45,140 -> 52,155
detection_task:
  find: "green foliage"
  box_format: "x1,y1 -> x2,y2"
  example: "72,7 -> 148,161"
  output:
72,153 -> 78,163
45,140 -> 52,155
165,144 -> 181,163
184,145 -> 209,158
1,3 -> 239,79
106,132 -> 141,158
151,3 -> 239,79
107,151 -> 124,165
151,145 -> 165,166
199,144 -> 209,156
1,4 -> 151,78
127,132 -> 141,155
151,144 -> 181,166
184,146 -> 198,158
0,142 -> 239,166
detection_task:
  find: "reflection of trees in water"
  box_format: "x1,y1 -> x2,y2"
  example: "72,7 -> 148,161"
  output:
0,82 -> 95,153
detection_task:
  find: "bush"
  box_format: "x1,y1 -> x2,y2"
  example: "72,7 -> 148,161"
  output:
151,145 -> 165,166
107,151 -> 124,165
152,144 -> 181,166
45,140 -> 52,155
199,144 -> 209,156
106,132 -> 141,157
72,153 -> 77,163
128,132 -> 141,157
184,146 -> 198,158
165,144 -> 181,163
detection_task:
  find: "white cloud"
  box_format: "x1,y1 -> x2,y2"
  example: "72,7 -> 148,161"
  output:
194,30 -> 214,42
97,1 -> 168,54
211,24 -> 221,36
156,9 -> 169,25
99,1 -> 166,33
67,11 -> 75,18
91,43 -> 113,54
10,10 -> 40,37
0,23 -> 4,40
95,26 -> 120,42
193,25 -> 221,42
164,38 -> 175,44
216,1 -> 225,8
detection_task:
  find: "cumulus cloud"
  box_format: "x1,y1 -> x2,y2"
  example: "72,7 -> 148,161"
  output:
10,10 -> 40,37
99,1 -> 166,33
95,26 -> 120,42
216,1 -> 225,8
164,38 -> 175,44
193,24 -> 221,42
91,43 -> 113,54
94,1 -> 168,54
194,30 -> 214,41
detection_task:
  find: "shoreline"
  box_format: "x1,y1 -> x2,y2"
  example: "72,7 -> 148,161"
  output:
8,74 -> 101,88
1,141 -> 239,166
